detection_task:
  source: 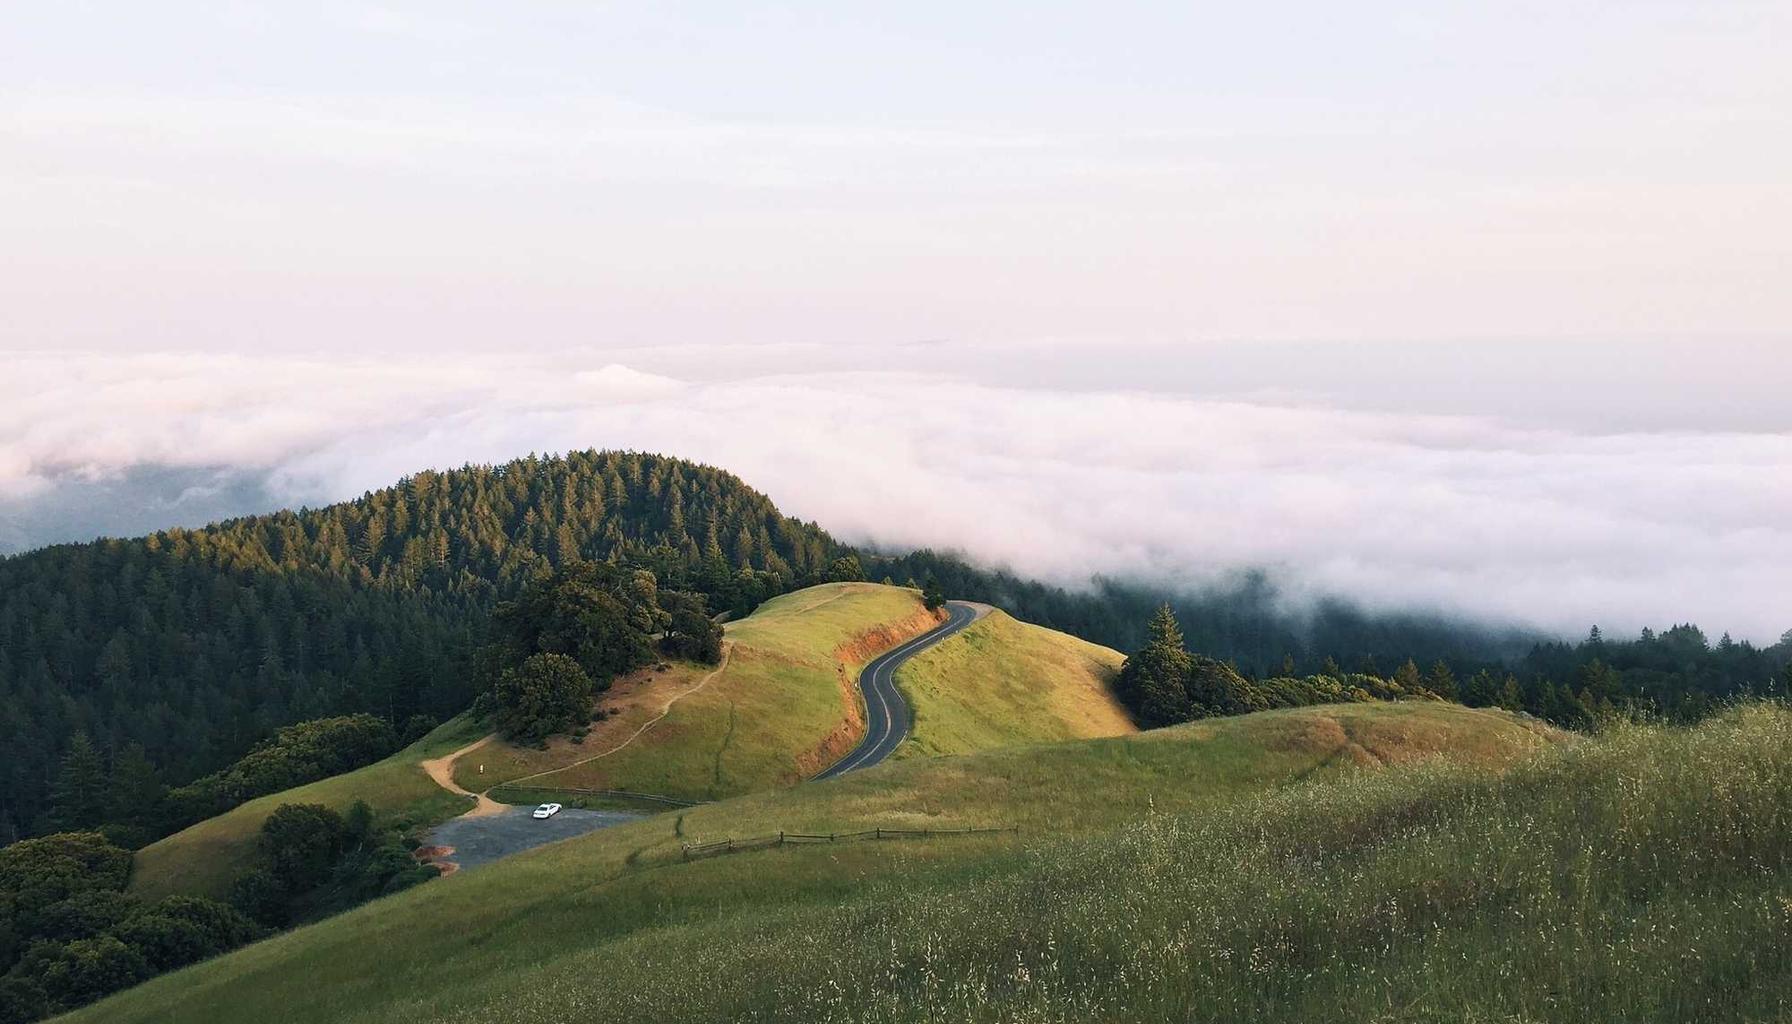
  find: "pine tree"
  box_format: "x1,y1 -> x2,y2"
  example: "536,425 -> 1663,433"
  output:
1393,659 -> 1423,692
1424,659 -> 1458,701
921,577 -> 947,612
51,733 -> 108,831
1118,606 -> 1194,727
108,743 -> 165,831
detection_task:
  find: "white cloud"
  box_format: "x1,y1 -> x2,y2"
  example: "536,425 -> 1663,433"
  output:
3,349 -> 1788,643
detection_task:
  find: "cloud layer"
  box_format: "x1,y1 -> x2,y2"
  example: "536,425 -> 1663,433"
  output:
3,349 -> 1788,643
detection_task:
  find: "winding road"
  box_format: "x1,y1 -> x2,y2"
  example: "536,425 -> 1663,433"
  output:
813,600 -> 986,780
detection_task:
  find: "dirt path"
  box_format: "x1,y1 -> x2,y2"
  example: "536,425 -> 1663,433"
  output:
420,734 -> 507,818
504,640 -> 736,788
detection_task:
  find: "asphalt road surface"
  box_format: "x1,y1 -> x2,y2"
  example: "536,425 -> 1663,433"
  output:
813,600 -> 984,780
426,806 -> 642,873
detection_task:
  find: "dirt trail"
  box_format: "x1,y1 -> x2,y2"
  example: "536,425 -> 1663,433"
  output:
420,734 -> 507,818
504,640 -> 737,788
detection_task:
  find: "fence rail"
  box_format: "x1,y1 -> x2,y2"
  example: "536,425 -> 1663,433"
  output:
681,826 -> 1017,860
490,784 -> 704,808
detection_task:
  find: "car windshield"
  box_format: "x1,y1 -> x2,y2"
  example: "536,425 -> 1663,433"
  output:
536,804 -> 553,812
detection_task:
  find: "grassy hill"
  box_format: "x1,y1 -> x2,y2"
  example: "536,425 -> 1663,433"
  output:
62,701 -> 1603,1024
131,582 -> 1125,900
462,582 -> 948,802
129,717 -> 485,900
894,608 -> 1134,758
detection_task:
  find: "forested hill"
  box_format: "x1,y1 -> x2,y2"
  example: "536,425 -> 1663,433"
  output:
0,451 -> 848,839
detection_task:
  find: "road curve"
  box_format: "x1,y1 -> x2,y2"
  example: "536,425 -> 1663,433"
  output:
812,600 -> 984,780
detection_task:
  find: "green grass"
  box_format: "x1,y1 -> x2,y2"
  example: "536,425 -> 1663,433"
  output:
64,701 -> 1612,1024
129,716 -> 485,901
894,609 -> 1135,758
454,583 -> 948,801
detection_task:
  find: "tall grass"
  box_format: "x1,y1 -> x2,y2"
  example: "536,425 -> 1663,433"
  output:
439,705 -> 1790,1023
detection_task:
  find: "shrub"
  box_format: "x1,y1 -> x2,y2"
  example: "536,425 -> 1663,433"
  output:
493,654 -> 595,743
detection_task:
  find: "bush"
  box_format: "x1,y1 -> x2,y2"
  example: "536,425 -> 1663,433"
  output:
32,935 -> 150,1009
226,869 -> 287,929
259,804 -> 348,895
493,653 -> 595,743
659,591 -> 723,663
163,715 -> 399,831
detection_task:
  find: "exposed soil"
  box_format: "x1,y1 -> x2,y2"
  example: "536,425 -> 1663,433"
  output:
502,641 -> 736,788
796,606 -> 950,777
420,734 -> 507,817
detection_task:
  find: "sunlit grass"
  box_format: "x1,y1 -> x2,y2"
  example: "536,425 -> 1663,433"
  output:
65,701 -> 1596,1023
894,609 -> 1135,758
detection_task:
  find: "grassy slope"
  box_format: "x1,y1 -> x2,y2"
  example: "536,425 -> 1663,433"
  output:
894,609 -> 1134,758
129,583 -> 935,900
67,702 -> 1574,1024
460,582 -> 945,801
129,717 -> 484,901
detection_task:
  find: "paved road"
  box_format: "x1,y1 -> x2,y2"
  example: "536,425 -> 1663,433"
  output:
425,806 -> 642,873
813,601 -> 984,780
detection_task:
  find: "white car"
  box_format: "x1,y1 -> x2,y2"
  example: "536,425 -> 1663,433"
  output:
531,802 -> 563,820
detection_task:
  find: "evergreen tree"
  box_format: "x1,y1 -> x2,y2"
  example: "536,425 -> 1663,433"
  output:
920,577 -> 947,612
1117,606 -> 1194,727
1424,660 -> 1458,701
50,735 -> 107,832
106,744 -> 165,839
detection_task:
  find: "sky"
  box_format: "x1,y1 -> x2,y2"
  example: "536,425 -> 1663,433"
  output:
2,3 -> 1789,641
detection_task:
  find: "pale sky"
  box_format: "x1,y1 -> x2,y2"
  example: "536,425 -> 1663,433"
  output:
3,4 -> 1790,641
4,2 -> 1790,351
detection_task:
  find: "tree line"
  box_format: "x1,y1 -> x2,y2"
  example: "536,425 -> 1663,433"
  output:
1116,606 -> 1792,730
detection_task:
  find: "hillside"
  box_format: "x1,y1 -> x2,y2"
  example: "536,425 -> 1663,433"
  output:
0,451 -> 848,837
127,583 -> 1129,900
893,608 -> 1134,758
62,701 -> 1580,1023
464,583 -> 948,802
128,717 -> 485,900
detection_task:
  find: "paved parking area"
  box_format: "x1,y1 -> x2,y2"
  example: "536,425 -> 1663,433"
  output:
426,806 -> 643,872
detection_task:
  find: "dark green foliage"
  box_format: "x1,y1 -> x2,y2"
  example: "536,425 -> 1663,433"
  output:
117,897 -> 256,970
311,829 -> 435,914
228,802 -> 433,928
920,576 -> 946,612
163,715 -> 399,831
0,833 -> 132,925
826,555 -> 865,582
0,451 -> 843,840
1116,607 -> 1194,727
102,745 -> 165,849
492,654 -> 595,743
1117,606 -> 1444,727
484,562 -> 664,687
659,591 -> 723,663
28,890 -> 135,944
258,804 -> 347,896
47,736 -> 106,833
0,831 -> 255,1021
27,935 -> 149,1009
0,975 -> 48,1024
224,869 -> 286,929
398,714 -> 439,747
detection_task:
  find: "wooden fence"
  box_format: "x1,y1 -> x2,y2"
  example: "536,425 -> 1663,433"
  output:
680,826 -> 1017,861
490,784 -> 704,808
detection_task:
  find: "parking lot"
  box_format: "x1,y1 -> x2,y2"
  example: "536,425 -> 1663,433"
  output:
426,806 -> 643,872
